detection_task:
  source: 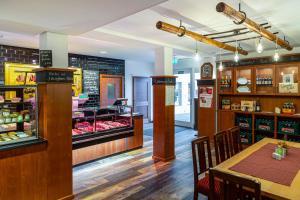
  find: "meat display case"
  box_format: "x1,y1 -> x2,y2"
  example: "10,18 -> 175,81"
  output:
0,85 -> 39,149
72,103 -> 134,149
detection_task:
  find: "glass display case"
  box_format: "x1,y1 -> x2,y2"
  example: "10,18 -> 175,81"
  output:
0,85 -> 38,146
219,68 -> 234,94
72,99 -> 133,148
255,66 -> 275,94
276,64 -> 299,94
235,67 -> 253,93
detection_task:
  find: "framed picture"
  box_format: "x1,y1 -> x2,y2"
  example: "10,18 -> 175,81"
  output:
282,74 -> 294,84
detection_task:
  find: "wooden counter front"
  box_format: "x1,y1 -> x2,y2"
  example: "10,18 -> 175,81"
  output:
72,115 -> 143,165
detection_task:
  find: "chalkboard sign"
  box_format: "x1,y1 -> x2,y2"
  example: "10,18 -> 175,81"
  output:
36,70 -> 73,83
39,50 -> 52,67
83,70 -> 99,94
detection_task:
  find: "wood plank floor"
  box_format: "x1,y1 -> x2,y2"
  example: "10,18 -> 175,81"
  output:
73,125 -> 209,200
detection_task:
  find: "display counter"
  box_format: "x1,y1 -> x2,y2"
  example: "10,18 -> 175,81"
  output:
71,100 -> 143,165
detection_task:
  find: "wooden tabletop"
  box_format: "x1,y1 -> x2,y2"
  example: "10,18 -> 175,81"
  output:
213,138 -> 300,200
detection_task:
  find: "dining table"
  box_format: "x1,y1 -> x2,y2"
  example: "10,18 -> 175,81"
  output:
213,138 -> 300,200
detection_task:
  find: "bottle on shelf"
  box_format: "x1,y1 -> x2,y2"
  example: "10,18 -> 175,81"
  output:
256,99 -> 261,112
256,75 -> 260,85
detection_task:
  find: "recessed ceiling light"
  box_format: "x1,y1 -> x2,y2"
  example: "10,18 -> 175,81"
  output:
100,51 -> 107,54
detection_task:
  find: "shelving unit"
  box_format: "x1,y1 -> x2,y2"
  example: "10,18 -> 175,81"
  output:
218,62 -> 300,144
0,85 -> 38,147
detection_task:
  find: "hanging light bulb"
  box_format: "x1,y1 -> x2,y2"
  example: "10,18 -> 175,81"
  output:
234,51 -> 239,62
219,61 -> 223,71
273,36 -> 280,62
194,51 -> 200,61
234,40 -> 239,62
274,51 -> 279,62
194,41 -> 200,61
256,37 -> 263,53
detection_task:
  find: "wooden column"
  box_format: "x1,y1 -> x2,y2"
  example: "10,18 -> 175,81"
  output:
35,68 -> 74,200
152,76 -> 176,162
197,80 -> 216,140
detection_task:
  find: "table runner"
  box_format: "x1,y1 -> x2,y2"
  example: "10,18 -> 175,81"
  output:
229,143 -> 300,186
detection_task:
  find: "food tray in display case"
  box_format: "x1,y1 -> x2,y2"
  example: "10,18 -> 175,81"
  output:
0,85 -> 39,147
72,104 -> 134,149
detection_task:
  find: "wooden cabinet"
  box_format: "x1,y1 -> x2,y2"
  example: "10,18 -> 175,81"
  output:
254,65 -> 275,94
235,67 -> 253,94
218,62 -> 300,144
276,63 -> 300,95
218,68 -> 234,94
218,110 -> 235,131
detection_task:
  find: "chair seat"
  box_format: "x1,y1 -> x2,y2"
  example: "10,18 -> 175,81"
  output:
198,176 -> 220,198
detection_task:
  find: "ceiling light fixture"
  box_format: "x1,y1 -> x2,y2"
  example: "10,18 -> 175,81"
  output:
100,51 -> 107,54
256,37 -> 263,53
234,40 -> 239,62
274,36 -> 280,62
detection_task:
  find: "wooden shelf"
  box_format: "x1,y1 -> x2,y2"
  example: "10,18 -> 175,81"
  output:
219,110 -> 300,118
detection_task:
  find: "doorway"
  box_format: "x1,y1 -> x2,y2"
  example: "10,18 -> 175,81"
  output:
99,74 -> 124,107
174,69 -> 193,128
133,76 -> 151,122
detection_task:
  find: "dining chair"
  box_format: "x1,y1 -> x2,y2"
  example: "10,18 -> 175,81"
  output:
228,126 -> 243,156
209,168 -> 261,200
214,130 -> 231,165
191,136 -> 220,200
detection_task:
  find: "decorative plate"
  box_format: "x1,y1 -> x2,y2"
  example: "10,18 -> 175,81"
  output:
237,77 -> 248,85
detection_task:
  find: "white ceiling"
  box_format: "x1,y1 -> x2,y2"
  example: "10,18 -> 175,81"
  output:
0,0 -> 300,63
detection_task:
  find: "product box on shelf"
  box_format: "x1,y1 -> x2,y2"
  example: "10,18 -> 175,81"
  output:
221,99 -> 231,110
241,100 -> 256,112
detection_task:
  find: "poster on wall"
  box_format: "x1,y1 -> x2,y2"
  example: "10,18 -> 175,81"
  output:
199,86 -> 213,108
165,85 -> 175,106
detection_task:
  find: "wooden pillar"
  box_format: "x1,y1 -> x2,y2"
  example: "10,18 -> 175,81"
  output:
197,79 -> 216,140
152,76 -> 176,162
35,68 -> 74,200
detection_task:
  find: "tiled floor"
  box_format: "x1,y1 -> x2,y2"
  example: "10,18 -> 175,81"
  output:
73,125 -> 208,200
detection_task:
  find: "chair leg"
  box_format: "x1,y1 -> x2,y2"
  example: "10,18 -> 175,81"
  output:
193,190 -> 198,200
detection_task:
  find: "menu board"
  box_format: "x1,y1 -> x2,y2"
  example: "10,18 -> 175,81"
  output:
39,50 -> 52,67
83,70 -> 99,94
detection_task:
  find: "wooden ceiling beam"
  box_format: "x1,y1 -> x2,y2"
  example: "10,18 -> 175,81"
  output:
156,21 -> 248,55
216,2 -> 293,51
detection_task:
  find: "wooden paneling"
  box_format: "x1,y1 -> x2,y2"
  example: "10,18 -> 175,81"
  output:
152,83 -> 175,162
218,110 -> 235,131
0,78 -> 73,199
198,81 -> 216,140
0,146 -> 47,200
72,116 -> 143,165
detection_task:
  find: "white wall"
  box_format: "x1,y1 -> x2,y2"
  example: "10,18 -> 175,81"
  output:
125,60 -> 154,120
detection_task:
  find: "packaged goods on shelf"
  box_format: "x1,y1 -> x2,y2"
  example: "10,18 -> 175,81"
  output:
278,120 -> 300,135
241,100 -> 256,112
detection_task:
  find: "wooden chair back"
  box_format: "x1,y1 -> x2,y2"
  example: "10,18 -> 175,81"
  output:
228,126 -> 243,156
191,136 -> 213,178
209,168 -> 261,200
214,130 -> 231,165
